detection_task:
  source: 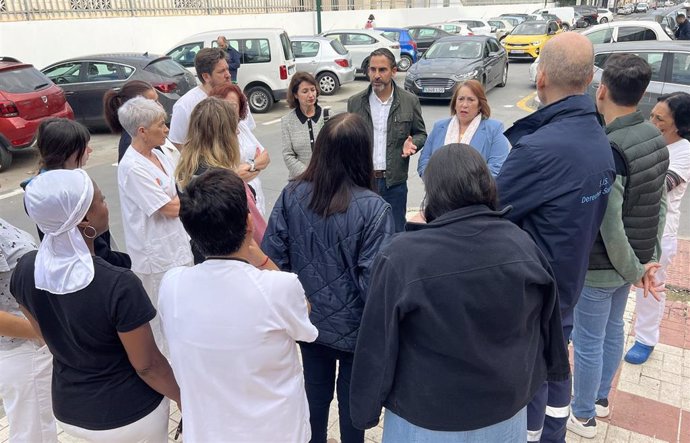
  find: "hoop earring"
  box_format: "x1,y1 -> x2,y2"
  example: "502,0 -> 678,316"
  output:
83,226 -> 97,239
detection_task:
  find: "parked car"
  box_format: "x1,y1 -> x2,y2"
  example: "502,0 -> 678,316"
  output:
581,20 -> 673,43
404,35 -> 508,100
637,5 -> 687,36
499,16 -> 523,27
502,20 -> 562,60
574,5 -> 599,24
575,11 -> 591,28
488,18 -> 515,40
589,41 -> 690,116
428,21 -> 473,36
290,36 -> 355,95
455,19 -> 494,36
0,57 -> 74,171
167,28 -> 296,113
321,29 -> 401,75
43,53 -> 195,129
375,27 -> 418,71
598,8 -> 615,22
499,13 -> 531,24
407,26 -> 453,56
533,7 -> 576,29
618,4 -> 635,14
636,2 -> 650,12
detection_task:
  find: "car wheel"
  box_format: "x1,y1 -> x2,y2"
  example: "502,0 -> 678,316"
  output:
317,72 -> 340,96
562,23 -> 570,31
600,16 -> 608,23
0,144 -> 12,173
397,54 -> 413,72
498,65 -> 508,87
247,86 -> 273,114
361,58 -> 370,79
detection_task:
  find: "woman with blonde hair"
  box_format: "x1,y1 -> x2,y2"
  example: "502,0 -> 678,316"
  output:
175,97 -> 266,262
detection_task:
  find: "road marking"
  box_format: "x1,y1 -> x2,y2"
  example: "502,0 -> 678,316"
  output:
262,118 -> 281,126
517,92 -> 538,113
504,105 -> 515,108
0,188 -> 23,200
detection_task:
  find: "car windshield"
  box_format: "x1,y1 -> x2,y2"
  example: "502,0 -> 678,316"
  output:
0,66 -> 52,93
513,22 -> 548,34
329,39 -> 348,55
424,41 -> 482,59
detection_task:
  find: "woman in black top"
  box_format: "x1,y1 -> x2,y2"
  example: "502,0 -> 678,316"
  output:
22,118 -> 131,269
11,169 -> 180,441
350,144 -> 569,442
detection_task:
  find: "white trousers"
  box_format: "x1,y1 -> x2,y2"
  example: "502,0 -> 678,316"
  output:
0,340 -> 57,443
135,271 -> 169,359
634,235 -> 676,346
57,398 -> 169,443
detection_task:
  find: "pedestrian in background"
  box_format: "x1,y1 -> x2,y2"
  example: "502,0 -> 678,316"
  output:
347,48 -> 427,232
0,219 -> 56,443
675,13 -> 689,40
210,83 -> 270,215
216,35 -> 242,82
365,14 -> 375,29
262,112 -> 395,443
351,144 -> 568,443
12,169 -> 180,443
282,72 -> 328,179
496,32 -> 616,443
117,97 -> 194,356
417,79 -> 510,178
159,168 -> 317,442
626,92 -> 690,364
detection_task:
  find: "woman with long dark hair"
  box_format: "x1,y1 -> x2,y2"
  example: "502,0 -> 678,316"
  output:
350,144 -> 569,442
262,112 -> 394,443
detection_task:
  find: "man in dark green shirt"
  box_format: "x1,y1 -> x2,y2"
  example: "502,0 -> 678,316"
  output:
567,54 -> 669,440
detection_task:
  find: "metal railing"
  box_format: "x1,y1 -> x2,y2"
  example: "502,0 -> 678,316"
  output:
0,0 -> 433,20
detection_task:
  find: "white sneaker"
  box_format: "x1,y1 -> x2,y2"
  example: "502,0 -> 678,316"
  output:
567,414 -> 597,439
595,398 -> 609,418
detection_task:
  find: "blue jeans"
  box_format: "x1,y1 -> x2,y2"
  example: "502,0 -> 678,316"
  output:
299,342 -> 363,443
571,283 -> 631,419
376,178 -> 407,233
382,407 -> 527,442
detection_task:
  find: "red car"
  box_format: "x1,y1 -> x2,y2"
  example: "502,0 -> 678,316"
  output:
0,57 -> 74,171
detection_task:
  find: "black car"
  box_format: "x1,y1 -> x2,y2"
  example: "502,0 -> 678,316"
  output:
404,35 -> 508,100
42,53 -> 197,129
574,5 -> 599,24
407,26 -> 453,56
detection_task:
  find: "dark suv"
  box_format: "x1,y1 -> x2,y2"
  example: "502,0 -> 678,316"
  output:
0,57 -> 74,171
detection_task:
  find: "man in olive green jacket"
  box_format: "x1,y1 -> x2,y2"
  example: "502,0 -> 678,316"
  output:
347,48 -> 427,232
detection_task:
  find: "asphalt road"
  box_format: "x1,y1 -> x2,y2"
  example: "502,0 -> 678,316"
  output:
2,60 -> 689,248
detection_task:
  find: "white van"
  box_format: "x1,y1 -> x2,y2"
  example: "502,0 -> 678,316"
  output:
533,7 -> 576,30
167,28 -> 296,113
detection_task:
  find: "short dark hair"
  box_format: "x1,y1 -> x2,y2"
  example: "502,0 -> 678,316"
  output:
677,13 -> 686,19
658,91 -> 690,141
287,72 -> 319,109
369,48 -> 396,69
195,48 -> 227,84
36,118 -> 91,170
103,80 -> 155,133
298,112 -> 374,217
423,144 -> 498,222
179,168 -> 248,257
602,53 -> 652,107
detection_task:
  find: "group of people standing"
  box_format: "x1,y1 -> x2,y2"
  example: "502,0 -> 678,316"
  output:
0,30 -> 689,443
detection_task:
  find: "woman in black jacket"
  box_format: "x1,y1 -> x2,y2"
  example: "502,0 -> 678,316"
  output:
350,144 -> 569,442
262,113 -> 395,443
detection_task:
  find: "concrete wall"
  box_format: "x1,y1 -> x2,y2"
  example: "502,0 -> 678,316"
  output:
0,3 -> 552,68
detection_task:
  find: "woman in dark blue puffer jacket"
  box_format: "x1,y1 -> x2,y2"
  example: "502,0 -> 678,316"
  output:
262,112 -> 394,443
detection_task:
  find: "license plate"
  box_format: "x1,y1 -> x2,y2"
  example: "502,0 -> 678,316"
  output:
422,87 -> 445,93
511,50 -> 525,54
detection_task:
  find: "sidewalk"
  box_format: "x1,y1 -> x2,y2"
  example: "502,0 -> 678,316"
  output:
3,239 -> 690,443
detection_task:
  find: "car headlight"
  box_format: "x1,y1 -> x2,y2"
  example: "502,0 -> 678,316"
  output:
452,70 -> 478,80
532,40 -> 543,46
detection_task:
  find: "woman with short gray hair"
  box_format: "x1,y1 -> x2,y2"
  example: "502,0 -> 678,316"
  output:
117,97 -> 193,357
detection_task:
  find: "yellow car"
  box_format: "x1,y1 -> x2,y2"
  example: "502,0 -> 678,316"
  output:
502,20 -> 562,60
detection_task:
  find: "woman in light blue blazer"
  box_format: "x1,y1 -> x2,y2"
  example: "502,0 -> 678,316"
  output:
418,80 -> 510,178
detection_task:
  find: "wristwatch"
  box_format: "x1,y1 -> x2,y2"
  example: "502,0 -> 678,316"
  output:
248,159 -> 256,172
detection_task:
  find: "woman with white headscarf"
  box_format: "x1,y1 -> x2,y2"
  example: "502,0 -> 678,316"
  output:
117,97 -> 193,356
10,169 -> 180,442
